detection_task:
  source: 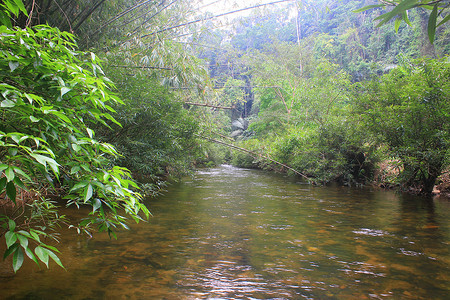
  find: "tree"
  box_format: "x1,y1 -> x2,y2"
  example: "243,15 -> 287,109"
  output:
1,3 -> 149,272
95,70 -> 201,189
353,58 -> 450,194
355,0 -> 450,44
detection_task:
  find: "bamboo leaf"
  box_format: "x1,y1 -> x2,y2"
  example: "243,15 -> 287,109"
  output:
30,115 -> 40,122
402,11 -> 412,27
1,99 -> 15,107
376,0 -> 418,27
61,86 -> 71,96
353,4 -> 384,13
9,61 -> 19,72
395,18 -> 402,33
13,0 -> 28,15
437,14 -> 450,27
428,4 -> 438,43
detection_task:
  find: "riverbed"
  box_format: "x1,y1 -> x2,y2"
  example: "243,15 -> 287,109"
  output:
1,165 -> 449,299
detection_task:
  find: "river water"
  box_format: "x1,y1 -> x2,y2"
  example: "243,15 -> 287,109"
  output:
1,165 -> 449,299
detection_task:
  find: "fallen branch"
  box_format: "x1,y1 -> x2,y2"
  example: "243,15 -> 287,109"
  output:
196,135 -> 312,182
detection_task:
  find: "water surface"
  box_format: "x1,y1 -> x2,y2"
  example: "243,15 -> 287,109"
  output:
1,165 -> 449,299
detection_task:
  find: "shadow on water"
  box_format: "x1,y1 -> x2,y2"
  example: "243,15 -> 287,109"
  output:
1,165 -> 449,299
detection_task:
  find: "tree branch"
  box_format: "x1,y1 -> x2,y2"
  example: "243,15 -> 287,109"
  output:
184,102 -> 234,110
196,135 -> 312,181
140,0 -> 294,39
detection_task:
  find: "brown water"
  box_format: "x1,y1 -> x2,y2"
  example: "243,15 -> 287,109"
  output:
1,165 -> 449,299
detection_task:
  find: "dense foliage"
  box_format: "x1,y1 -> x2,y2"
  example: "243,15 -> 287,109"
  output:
0,6 -> 149,272
96,71 -> 200,190
1,0 -> 449,274
193,0 -> 449,194
354,58 -> 450,193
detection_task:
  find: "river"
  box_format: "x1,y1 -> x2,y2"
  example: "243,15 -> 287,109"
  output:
1,165 -> 449,299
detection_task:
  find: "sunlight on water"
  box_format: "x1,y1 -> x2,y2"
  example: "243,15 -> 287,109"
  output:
1,165 -> 449,299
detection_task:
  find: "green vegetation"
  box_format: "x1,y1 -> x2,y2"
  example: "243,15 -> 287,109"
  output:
1,0 -> 449,272
0,1 -> 151,271
354,58 -> 450,193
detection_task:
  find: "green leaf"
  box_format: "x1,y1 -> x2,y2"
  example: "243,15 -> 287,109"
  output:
25,247 -> 39,265
375,0 -> 418,27
61,86 -> 71,96
35,246 -> 49,267
42,244 -> 59,253
13,176 -> 26,190
12,247 -> 24,272
29,230 -> 41,243
352,4 -> 384,13
437,14 -> 450,27
13,0 -> 28,15
9,61 -> 19,72
71,143 -> 81,152
5,167 -> 14,182
50,110 -> 72,124
402,11 -> 412,27
17,234 -> 28,248
9,133 -> 21,144
0,177 -> 7,192
30,153 -> 60,175
1,99 -> 15,108
84,184 -> 93,203
92,198 -> 101,212
70,165 -> 81,174
3,243 -> 18,260
17,230 -> 32,239
428,4 -> 438,43
8,148 -> 18,156
394,18 -> 401,33
0,164 -> 8,172
46,249 -> 65,269
69,181 -> 88,192
30,115 -> 40,122
13,167 -> 31,181
86,127 -> 94,138
6,181 -> 17,203
5,231 -> 17,248
8,219 -> 16,231
5,0 -> 19,15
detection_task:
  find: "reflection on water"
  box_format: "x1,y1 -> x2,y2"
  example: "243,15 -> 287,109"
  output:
1,165 -> 449,299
